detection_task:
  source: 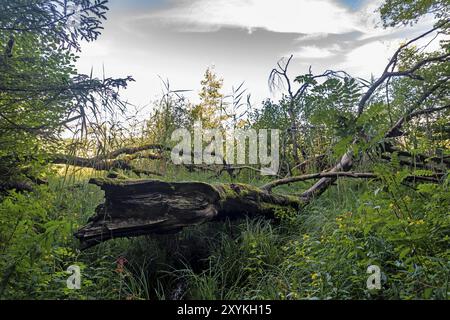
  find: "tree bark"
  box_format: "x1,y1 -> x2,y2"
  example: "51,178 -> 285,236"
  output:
75,178 -> 303,249
53,154 -> 163,176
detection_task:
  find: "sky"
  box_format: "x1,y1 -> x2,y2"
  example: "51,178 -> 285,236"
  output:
76,0 -> 439,110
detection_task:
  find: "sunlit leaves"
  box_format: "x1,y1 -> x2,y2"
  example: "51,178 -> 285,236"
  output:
379,0 -> 449,27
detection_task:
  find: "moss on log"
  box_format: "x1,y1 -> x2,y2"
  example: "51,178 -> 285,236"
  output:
75,178 -> 303,248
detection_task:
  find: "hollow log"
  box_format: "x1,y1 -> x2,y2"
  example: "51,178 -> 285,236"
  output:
75,178 -> 303,249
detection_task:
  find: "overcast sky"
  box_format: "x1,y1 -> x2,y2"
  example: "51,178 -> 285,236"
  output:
76,0 -> 437,109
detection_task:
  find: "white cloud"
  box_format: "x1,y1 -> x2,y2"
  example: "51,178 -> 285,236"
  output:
76,0 -> 446,108
295,33 -> 330,42
294,45 -> 336,58
339,23 -> 444,78
339,40 -> 393,78
140,0 -> 367,34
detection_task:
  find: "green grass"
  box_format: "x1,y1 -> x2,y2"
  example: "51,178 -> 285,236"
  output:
1,167 -> 448,300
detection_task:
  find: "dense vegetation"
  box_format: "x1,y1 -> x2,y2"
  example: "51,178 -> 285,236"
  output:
0,0 -> 449,300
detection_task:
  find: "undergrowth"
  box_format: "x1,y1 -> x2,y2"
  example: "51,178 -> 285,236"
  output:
1,168 -> 449,300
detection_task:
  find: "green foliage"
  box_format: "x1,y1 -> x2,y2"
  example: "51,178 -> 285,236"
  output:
334,167 -> 450,299
300,75 -> 363,160
0,180 -> 116,299
190,67 -> 226,128
172,173 -> 449,300
1,0 -> 449,302
0,0 -> 132,185
251,99 -> 291,132
379,0 -> 449,27
146,88 -> 191,146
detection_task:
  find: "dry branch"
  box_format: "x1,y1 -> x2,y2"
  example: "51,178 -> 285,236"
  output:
53,154 -> 163,176
262,172 -> 377,192
385,104 -> 450,138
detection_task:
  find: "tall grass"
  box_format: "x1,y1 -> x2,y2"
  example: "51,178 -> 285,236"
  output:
3,163 -> 447,300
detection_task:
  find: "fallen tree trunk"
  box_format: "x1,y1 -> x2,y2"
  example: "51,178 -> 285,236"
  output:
75,26 -> 449,249
53,154 -> 163,176
75,168 -> 443,248
0,181 -> 34,193
74,101 -> 447,248
75,178 -> 303,248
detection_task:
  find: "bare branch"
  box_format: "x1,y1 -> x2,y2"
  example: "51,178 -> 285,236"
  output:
262,172 -> 377,192
357,25 -> 448,116
386,104 -> 450,138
